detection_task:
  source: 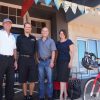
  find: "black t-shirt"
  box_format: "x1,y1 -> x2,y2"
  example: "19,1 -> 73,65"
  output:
16,34 -> 37,56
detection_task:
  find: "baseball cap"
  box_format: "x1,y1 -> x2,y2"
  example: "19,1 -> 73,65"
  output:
3,18 -> 12,23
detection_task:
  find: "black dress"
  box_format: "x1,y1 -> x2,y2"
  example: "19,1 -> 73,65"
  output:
56,39 -> 73,82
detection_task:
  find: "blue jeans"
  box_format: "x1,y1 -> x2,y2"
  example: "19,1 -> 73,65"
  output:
38,59 -> 53,98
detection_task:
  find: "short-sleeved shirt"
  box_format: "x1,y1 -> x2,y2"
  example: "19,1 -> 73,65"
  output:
0,29 -> 16,56
38,37 -> 57,58
16,34 -> 37,56
56,39 -> 73,62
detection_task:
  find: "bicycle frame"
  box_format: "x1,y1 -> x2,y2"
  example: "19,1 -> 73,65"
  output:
90,72 -> 100,97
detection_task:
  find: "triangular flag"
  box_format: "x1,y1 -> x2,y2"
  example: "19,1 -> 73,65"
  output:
21,0 -> 34,17
85,6 -> 91,14
62,1 -> 71,13
34,0 -> 39,4
45,0 -> 52,6
71,3 -> 77,14
54,0 -> 63,10
78,5 -> 85,14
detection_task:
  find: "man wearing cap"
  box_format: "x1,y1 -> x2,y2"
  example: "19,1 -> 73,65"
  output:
0,18 -> 17,100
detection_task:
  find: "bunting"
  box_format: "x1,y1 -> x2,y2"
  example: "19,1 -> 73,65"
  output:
21,0 -> 34,17
78,5 -> 85,14
71,3 -> 77,14
34,0 -> 39,4
62,1 -> 100,15
54,0 -> 63,10
21,0 -> 100,17
62,1 -> 71,13
45,0 -> 52,6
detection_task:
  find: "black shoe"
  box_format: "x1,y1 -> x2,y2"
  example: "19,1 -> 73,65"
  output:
48,97 -> 53,100
24,96 -> 28,100
28,95 -> 33,100
39,98 -> 45,100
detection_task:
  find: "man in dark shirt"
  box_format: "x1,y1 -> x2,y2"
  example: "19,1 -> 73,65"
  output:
17,22 -> 37,100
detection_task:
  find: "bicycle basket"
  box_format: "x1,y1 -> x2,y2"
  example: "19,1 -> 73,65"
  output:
81,52 -> 98,70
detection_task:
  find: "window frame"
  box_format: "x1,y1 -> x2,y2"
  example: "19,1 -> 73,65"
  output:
0,2 -> 23,28
30,17 -> 51,39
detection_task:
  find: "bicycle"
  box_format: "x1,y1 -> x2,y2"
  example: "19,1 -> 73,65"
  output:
82,52 -> 100,100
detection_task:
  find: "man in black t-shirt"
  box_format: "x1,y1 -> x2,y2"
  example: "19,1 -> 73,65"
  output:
16,22 -> 37,100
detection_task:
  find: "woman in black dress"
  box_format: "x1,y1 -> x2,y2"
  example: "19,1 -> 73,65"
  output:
56,29 -> 74,100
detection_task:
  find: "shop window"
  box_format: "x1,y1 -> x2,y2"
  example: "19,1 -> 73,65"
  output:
31,20 -> 46,34
77,39 -> 99,66
0,5 -> 23,25
77,38 -> 100,76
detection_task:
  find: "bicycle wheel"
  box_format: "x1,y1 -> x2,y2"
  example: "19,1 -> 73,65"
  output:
83,77 -> 100,100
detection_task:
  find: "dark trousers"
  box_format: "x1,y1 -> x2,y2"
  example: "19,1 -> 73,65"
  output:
0,55 -> 14,100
